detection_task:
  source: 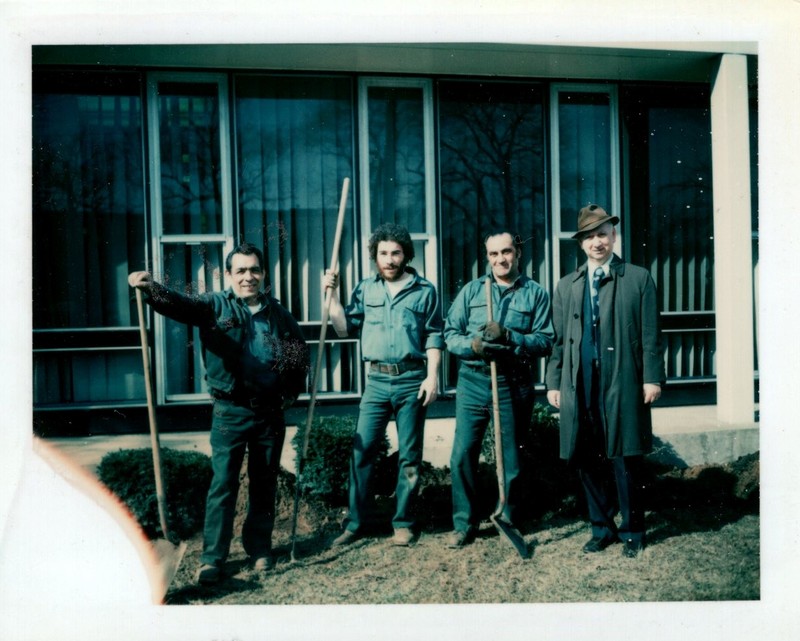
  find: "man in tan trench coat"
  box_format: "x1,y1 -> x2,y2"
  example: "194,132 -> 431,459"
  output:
545,204 -> 665,558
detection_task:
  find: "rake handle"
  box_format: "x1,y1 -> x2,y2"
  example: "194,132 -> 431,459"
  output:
291,177 -> 350,560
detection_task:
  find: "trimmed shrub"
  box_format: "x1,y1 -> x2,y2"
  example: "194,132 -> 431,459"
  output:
97,447 -> 212,541
292,415 -> 389,506
481,402 -> 559,464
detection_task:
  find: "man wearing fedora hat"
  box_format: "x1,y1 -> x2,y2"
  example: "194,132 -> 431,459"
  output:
545,204 -> 665,558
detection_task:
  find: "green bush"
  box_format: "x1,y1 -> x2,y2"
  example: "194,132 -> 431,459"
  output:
97,447 -> 212,541
292,415 -> 389,506
481,402 -> 559,464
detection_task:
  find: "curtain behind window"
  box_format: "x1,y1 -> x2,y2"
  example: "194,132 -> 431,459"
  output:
623,85 -> 715,379
235,75 -> 355,323
32,71 -> 147,405
33,71 -> 146,329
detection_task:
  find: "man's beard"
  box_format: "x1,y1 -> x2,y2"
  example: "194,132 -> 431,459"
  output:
379,260 -> 407,281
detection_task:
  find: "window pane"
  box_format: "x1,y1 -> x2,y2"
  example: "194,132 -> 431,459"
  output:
234,75 -> 355,322
160,242 -> 226,397
559,239 -> 582,276
624,87 -> 713,313
623,85 -> 714,379
34,350 -> 145,405
157,82 -> 223,235
438,80 -> 546,307
438,80 -> 546,388
558,92 -> 611,231
32,71 -> 146,329
367,86 -> 425,232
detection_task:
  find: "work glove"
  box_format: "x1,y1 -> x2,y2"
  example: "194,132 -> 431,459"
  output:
471,335 -> 487,357
471,335 -> 512,359
481,321 -> 510,344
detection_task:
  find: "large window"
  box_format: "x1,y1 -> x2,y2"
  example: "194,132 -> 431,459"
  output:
235,75 -> 357,396
32,71 -> 147,406
438,80 -> 546,387
32,64 -> 742,411
623,85 -> 715,380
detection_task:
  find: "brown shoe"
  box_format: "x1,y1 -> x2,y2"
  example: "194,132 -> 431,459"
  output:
252,555 -> 275,572
391,527 -> 415,546
445,529 -> 474,549
331,529 -> 360,547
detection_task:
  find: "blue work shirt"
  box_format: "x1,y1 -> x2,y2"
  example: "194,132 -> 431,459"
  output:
344,267 -> 445,363
445,273 -> 555,364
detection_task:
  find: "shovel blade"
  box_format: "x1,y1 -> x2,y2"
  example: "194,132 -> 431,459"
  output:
150,538 -> 188,602
491,515 -> 530,559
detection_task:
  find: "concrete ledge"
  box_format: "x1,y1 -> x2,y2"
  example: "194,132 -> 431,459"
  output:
650,405 -> 759,467
45,405 -> 759,476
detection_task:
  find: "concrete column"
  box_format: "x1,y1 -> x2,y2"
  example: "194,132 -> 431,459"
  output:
710,53 -> 755,425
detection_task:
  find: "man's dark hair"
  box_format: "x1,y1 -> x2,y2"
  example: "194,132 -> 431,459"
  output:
483,229 -> 522,249
368,222 -> 415,263
225,242 -> 265,273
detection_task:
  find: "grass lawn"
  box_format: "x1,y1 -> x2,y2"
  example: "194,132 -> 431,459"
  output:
164,454 -> 759,605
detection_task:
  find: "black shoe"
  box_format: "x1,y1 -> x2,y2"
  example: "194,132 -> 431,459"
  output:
197,563 -> 221,585
582,536 -> 618,553
445,529 -> 475,549
622,539 -> 644,558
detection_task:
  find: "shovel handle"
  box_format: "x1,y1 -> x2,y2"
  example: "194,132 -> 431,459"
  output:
136,287 -> 170,540
485,278 -> 506,508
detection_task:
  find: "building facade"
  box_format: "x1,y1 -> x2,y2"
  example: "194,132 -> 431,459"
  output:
31,43 -> 758,440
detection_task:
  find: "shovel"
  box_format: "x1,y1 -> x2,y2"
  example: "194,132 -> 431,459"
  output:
290,177 -> 350,562
135,287 -> 188,601
485,278 -> 530,559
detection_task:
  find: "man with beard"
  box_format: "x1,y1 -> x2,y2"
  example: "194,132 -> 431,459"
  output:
545,204 -> 664,558
444,230 -> 554,548
323,222 -> 444,547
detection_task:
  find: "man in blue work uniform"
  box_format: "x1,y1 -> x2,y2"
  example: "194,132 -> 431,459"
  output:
128,242 -> 309,584
323,222 -> 444,547
444,230 -> 554,548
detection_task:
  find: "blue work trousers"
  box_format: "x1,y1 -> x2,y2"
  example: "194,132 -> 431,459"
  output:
450,364 -> 534,533
200,399 -> 286,567
344,369 -> 427,533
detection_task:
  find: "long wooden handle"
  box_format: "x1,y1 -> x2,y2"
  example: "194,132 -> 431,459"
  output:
136,287 -> 171,540
485,277 -> 506,507
300,177 -> 350,459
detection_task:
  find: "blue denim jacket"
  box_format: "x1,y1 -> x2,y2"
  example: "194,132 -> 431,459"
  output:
144,284 -> 309,400
344,267 -> 445,363
445,273 -> 555,364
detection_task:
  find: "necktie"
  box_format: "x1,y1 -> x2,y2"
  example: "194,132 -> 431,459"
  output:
591,266 -> 604,325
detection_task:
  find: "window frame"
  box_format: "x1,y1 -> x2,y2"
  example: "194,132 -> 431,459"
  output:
548,83 -> 622,289
145,71 -> 235,404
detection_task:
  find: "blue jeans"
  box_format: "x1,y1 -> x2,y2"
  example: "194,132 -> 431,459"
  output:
343,369 -> 427,533
450,364 -> 534,532
200,399 -> 285,567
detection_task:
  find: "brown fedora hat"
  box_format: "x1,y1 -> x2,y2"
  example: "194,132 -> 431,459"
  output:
572,204 -> 619,239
